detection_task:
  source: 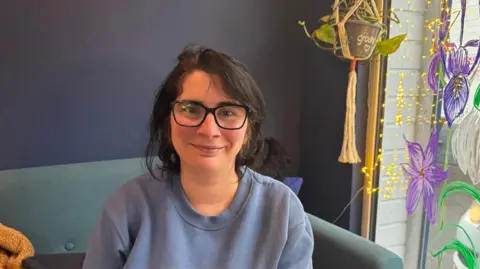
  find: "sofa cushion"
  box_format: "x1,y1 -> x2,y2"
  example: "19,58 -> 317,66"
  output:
23,253 -> 85,269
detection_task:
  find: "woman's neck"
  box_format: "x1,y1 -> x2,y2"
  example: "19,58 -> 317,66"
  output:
180,165 -> 239,216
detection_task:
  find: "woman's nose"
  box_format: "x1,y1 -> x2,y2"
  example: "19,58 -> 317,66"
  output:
197,113 -> 221,136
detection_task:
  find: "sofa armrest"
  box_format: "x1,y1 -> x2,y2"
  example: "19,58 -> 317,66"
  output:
307,213 -> 403,269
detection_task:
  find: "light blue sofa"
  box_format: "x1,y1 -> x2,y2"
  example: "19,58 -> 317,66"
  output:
0,158 -> 403,269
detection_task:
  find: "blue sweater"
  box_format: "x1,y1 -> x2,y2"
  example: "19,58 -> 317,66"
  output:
82,168 -> 314,269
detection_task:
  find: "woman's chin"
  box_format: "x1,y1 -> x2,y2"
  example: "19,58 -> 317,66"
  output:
186,157 -> 223,170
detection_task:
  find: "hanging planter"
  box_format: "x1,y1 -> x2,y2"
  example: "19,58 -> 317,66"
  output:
336,20 -> 382,59
298,0 -> 406,164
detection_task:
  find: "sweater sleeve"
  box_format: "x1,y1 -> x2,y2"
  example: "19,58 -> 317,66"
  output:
277,213 -> 314,269
82,209 -> 127,269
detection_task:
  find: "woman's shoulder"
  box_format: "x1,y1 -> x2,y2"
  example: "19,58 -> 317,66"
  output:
247,169 -> 307,228
249,168 -> 299,195
248,168 -> 290,193
101,169 -> 171,217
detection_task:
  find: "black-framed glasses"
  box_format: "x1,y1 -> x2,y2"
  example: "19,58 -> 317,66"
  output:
171,100 -> 249,130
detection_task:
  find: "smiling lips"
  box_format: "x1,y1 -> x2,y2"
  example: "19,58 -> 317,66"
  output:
191,144 -> 224,153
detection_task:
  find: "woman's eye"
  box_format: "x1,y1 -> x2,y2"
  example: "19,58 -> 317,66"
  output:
221,110 -> 235,116
181,105 -> 196,113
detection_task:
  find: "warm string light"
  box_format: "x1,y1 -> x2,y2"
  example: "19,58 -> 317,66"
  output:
396,73 -> 405,126
376,0 -> 472,200
359,2 -> 449,199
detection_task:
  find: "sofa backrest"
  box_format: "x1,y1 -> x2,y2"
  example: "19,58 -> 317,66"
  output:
0,157 -> 306,255
0,158 -> 145,254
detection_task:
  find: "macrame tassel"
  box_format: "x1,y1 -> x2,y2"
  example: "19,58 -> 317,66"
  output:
338,59 -> 361,164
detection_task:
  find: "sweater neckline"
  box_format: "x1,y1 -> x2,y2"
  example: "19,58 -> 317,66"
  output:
169,167 -> 253,230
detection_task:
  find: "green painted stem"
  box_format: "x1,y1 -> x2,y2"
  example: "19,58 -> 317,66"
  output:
442,127 -> 452,172
440,127 -> 452,228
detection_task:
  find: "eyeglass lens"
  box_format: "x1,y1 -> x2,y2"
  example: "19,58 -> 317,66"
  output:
172,102 -> 247,129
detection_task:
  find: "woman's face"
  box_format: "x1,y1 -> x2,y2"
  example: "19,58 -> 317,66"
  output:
170,70 -> 249,172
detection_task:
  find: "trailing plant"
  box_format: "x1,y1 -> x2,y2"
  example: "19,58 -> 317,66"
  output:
298,0 -> 406,59
297,0 -> 406,165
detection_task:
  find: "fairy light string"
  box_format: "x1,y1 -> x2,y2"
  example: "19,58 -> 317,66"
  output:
360,0 -> 470,199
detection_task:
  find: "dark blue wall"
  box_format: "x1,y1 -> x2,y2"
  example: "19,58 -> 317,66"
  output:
0,0 -> 304,171
0,0 -> 367,233
296,0 -> 368,231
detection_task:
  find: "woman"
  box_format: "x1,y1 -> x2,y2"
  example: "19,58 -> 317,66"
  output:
82,45 -> 314,269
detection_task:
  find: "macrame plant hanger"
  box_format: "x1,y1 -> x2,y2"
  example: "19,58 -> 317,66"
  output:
332,0 -> 381,164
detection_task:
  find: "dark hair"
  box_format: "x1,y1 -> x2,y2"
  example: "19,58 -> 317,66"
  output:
251,137 -> 292,180
145,44 -> 266,176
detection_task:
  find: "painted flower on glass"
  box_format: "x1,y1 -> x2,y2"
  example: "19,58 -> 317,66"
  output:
440,44 -> 471,126
427,5 -> 450,94
437,0 -> 480,126
401,129 -> 448,223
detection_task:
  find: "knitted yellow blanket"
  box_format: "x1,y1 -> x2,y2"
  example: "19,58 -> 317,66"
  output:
0,224 -> 34,269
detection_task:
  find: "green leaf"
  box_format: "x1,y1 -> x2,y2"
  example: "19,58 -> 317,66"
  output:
375,33 -> 407,56
432,239 -> 477,269
430,224 -> 478,269
439,181 -> 480,228
319,15 -> 332,23
474,83 -> 480,111
439,64 -> 447,87
387,10 -> 401,24
313,24 -> 336,44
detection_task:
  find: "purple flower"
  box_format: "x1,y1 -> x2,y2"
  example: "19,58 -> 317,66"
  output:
440,41 -> 480,126
427,5 -> 450,94
427,1 -> 480,124
437,0 -> 480,126
427,51 -> 443,94
459,0 -> 466,44
439,4 -> 449,42
427,47 -> 449,94
401,129 -> 448,224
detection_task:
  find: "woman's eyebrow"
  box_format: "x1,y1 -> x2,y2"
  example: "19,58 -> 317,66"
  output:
174,99 -> 203,106
216,101 -> 241,106
178,99 -> 241,107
